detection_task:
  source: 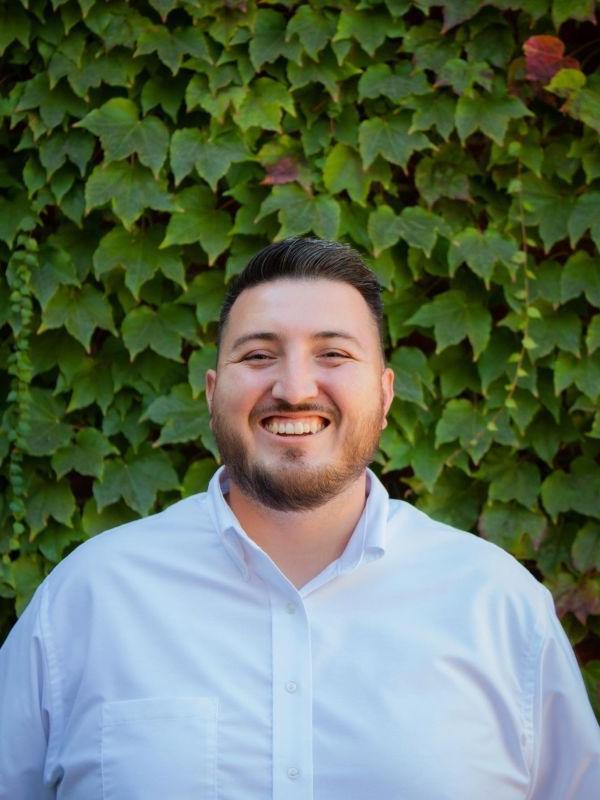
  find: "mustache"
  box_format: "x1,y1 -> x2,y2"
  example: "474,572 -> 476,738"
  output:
250,401 -> 339,423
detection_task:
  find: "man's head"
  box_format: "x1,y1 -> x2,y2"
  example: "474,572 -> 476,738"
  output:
217,238 -> 385,359
206,238 -> 394,512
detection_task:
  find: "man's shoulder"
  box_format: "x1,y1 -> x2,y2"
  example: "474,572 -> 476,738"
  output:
385,497 -> 547,604
47,491 -> 214,585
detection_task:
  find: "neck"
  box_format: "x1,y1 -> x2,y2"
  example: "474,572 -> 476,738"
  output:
225,472 -> 369,589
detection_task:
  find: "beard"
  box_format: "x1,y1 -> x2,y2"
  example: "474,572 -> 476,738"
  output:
210,399 -> 384,512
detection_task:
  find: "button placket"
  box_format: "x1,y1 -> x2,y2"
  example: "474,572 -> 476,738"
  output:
270,588 -> 313,800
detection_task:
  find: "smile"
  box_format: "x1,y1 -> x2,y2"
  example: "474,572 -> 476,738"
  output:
261,416 -> 330,436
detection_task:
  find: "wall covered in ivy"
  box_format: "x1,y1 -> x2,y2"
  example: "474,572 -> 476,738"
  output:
1,0 -> 599,715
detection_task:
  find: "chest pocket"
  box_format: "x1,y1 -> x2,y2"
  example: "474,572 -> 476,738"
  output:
101,696 -> 218,800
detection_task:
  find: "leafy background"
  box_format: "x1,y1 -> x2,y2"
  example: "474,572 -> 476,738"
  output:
1,0 -> 599,716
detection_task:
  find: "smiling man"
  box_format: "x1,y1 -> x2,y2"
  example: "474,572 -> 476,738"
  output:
0,238 -> 598,799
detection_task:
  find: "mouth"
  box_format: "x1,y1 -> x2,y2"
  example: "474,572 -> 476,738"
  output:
260,415 -> 331,437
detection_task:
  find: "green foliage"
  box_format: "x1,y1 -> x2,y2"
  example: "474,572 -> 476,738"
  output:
1,0 -> 599,714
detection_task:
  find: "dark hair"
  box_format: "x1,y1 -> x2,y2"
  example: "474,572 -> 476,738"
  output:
218,237 -> 384,351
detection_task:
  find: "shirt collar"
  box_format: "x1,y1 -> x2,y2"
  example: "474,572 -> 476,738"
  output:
206,466 -> 389,585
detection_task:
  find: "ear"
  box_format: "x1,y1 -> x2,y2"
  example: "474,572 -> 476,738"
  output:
380,367 -> 395,430
205,369 -> 216,416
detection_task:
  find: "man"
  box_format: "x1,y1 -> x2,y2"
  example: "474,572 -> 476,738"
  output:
0,237 -> 598,799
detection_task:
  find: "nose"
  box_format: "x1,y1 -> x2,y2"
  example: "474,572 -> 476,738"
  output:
271,357 -> 319,405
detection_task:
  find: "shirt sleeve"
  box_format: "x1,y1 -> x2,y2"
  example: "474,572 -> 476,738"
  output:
0,583 -> 55,800
528,587 -> 600,799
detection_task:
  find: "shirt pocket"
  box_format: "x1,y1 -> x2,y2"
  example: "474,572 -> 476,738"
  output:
101,696 -> 218,800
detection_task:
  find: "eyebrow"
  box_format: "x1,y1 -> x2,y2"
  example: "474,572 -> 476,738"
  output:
230,330 -> 363,350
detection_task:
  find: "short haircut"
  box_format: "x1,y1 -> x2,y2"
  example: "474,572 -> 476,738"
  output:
217,237 -> 384,353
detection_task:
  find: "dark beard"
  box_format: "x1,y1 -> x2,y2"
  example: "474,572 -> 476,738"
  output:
210,403 -> 383,512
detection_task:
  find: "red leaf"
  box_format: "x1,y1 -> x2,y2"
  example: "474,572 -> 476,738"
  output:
555,579 -> 600,626
523,35 -> 581,84
260,157 -> 299,186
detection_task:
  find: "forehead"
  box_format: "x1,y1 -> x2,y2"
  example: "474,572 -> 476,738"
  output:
222,278 -> 379,348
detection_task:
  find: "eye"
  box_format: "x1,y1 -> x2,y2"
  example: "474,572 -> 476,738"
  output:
241,352 -> 275,362
320,350 -> 350,360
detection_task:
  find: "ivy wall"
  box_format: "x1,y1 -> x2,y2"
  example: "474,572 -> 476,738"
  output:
1,0 -> 599,715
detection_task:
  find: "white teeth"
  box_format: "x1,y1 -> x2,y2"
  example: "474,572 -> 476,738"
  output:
264,417 -> 327,435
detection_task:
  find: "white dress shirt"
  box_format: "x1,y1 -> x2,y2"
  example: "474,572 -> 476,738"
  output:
1,467 -> 598,799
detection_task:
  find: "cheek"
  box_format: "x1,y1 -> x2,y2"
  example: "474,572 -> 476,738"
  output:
214,373 -> 268,415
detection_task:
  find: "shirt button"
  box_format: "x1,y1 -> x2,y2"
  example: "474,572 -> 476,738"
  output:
287,767 -> 300,780
285,602 -> 296,614
285,681 -> 297,693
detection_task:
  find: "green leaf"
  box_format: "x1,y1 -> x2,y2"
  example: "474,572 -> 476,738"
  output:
436,58 -> 493,95
587,315 -> 600,354
541,457 -> 600,521
249,9 -> 290,70
527,311 -> 581,358
257,185 -> 340,240
29,247 -> 80,309
94,449 -> 179,516
81,498 -> 137,538
235,77 -> 295,132
182,459 -> 217,497
188,344 -> 217,398
396,207 -> 450,255
563,74 -> 600,134
561,251 -> 600,306
389,347 -> 434,407
552,0 -> 596,28
409,93 -> 457,140
94,225 -> 184,298
517,175 -> 575,252
455,89 -> 531,145
286,5 -> 334,60
334,9 -> 404,56
178,270 -> 226,331
358,62 -> 430,102
287,50 -> 359,102
479,503 -> 547,554
359,113 -> 430,170
323,144 -> 369,205
572,521 -> 600,573
38,129 -> 95,178
0,192 -> 37,247
408,290 -> 492,358
417,467 -> 484,531
435,398 -> 493,462
487,459 -> 541,508
161,186 -> 231,263
0,4 -> 31,55
15,73 -> 87,128
448,227 -> 519,285
51,428 -> 117,479
39,284 -> 115,351
141,74 -> 186,122
23,389 -> 73,457
170,128 -> 249,189
135,25 -> 210,74
568,192 -> 600,251
410,435 -> 452,491
121,304 -> 195,361
368,205 -> 400,256
85,162 -> 174,229
25,479 -> 75,537
554,351 -> 600,401
143,384 -> 213,448
77,99 -> 169,177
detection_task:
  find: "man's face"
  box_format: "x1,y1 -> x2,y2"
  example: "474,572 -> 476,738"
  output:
205,278 -> 395,511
